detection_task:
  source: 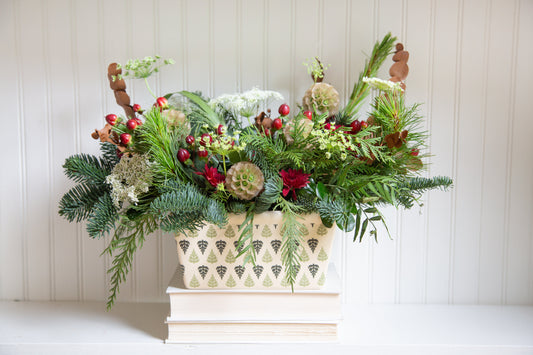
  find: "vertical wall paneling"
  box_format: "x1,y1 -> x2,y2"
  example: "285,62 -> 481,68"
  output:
47,0 -> 79,301
478,0 -> 516,305
240,0 -> 266,91
19,0 -> 52,301
423,0 -> 437,303
185,0 -> 210,95
1,0 -> 532,305
451,0 -> 485,304
399,0 -> 433,304
42,0 -> 55,301
212,0 -> 238,96
505,0 -> 532,305
265,0 -> 292,104
0,0 -> 25,300
370,0 -> 404,304
424,0 -> 459,304
501,0 -> 520,305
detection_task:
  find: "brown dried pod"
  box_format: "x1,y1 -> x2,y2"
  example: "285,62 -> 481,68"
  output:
389,43 -> 409,90
109,78 -> 127,91
114,91 -> 130,107
384,130 -> 409,149
107,63 -> 121,76
254,111 -> 272,130
106,62 -> 135,119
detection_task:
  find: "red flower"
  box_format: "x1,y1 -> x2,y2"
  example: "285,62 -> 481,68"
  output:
195,164 -> 225,187
280,169 -> 311,200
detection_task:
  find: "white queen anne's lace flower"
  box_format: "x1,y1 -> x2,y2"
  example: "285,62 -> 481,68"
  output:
209,87 -> 283,118
363,77 -> 403,92
106,154 -> 152,208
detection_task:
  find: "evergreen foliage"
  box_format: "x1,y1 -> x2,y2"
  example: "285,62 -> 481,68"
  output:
343,33 -> 397,119
58,33 -> 453,307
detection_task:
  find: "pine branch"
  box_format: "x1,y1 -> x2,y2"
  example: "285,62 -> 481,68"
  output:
137,108 -> 191,183
344,33 -> 397,118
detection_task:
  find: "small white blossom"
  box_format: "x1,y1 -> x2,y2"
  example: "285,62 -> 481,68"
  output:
363,77 -> 403,92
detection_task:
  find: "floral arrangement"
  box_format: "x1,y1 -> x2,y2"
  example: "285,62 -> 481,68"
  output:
59,33 -> 452,308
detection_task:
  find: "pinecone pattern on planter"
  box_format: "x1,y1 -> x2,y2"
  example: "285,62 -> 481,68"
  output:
174,212 -> 336,289
302,82 -> 340,115
225,161 -> 265,200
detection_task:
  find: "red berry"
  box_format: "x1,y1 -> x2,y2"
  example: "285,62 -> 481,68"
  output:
350,120 -> 361,133
177,148 -> 190,162
217,124 -> 226,135
198,150 -> 208,158
156,97 -> 168,108
263,128 -> 271,137
411,148 -> 419,156
185,135 -> 195,145
134,117 -> 143,126
105,114 -> 117,126
120,133 -> 131,145
278,104 -> 290,116
133,104 -> 141,112
272,118 -> 283,130
324,122 -> 332,130
360,121 -> 368,129
200,133 -> 212,146
303,110 -> 313,120
126,119 -> 137,130
116,149 -> 124,158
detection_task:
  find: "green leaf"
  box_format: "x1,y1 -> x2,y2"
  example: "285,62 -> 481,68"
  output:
345,214 -> 356,232
316,182 -> 327,199
179,90 -> 223,128
359,219 -> 369,242
354,208 -> 362,242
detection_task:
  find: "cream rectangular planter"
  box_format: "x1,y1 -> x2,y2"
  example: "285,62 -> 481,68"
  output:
175,211 -> 335,289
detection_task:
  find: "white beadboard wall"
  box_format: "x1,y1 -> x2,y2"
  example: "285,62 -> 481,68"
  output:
1,0 -> 532,305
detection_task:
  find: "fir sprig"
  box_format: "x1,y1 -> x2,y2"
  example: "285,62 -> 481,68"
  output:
103,214 -> 158,310
276,197 -> 305,290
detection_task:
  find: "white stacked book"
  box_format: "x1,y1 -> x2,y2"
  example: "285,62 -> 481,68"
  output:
166,264 -> 342,343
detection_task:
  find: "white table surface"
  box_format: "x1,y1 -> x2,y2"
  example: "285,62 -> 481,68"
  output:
1,301 -> 532,354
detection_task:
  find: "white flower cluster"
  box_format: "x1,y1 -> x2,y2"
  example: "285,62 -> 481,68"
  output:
106,154 -> 152,208
209,87 -> 283,118
362,77 -> 403,92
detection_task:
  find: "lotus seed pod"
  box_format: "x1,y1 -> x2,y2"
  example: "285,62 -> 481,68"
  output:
302,82 -> 340,116
225,161 -> 264,200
